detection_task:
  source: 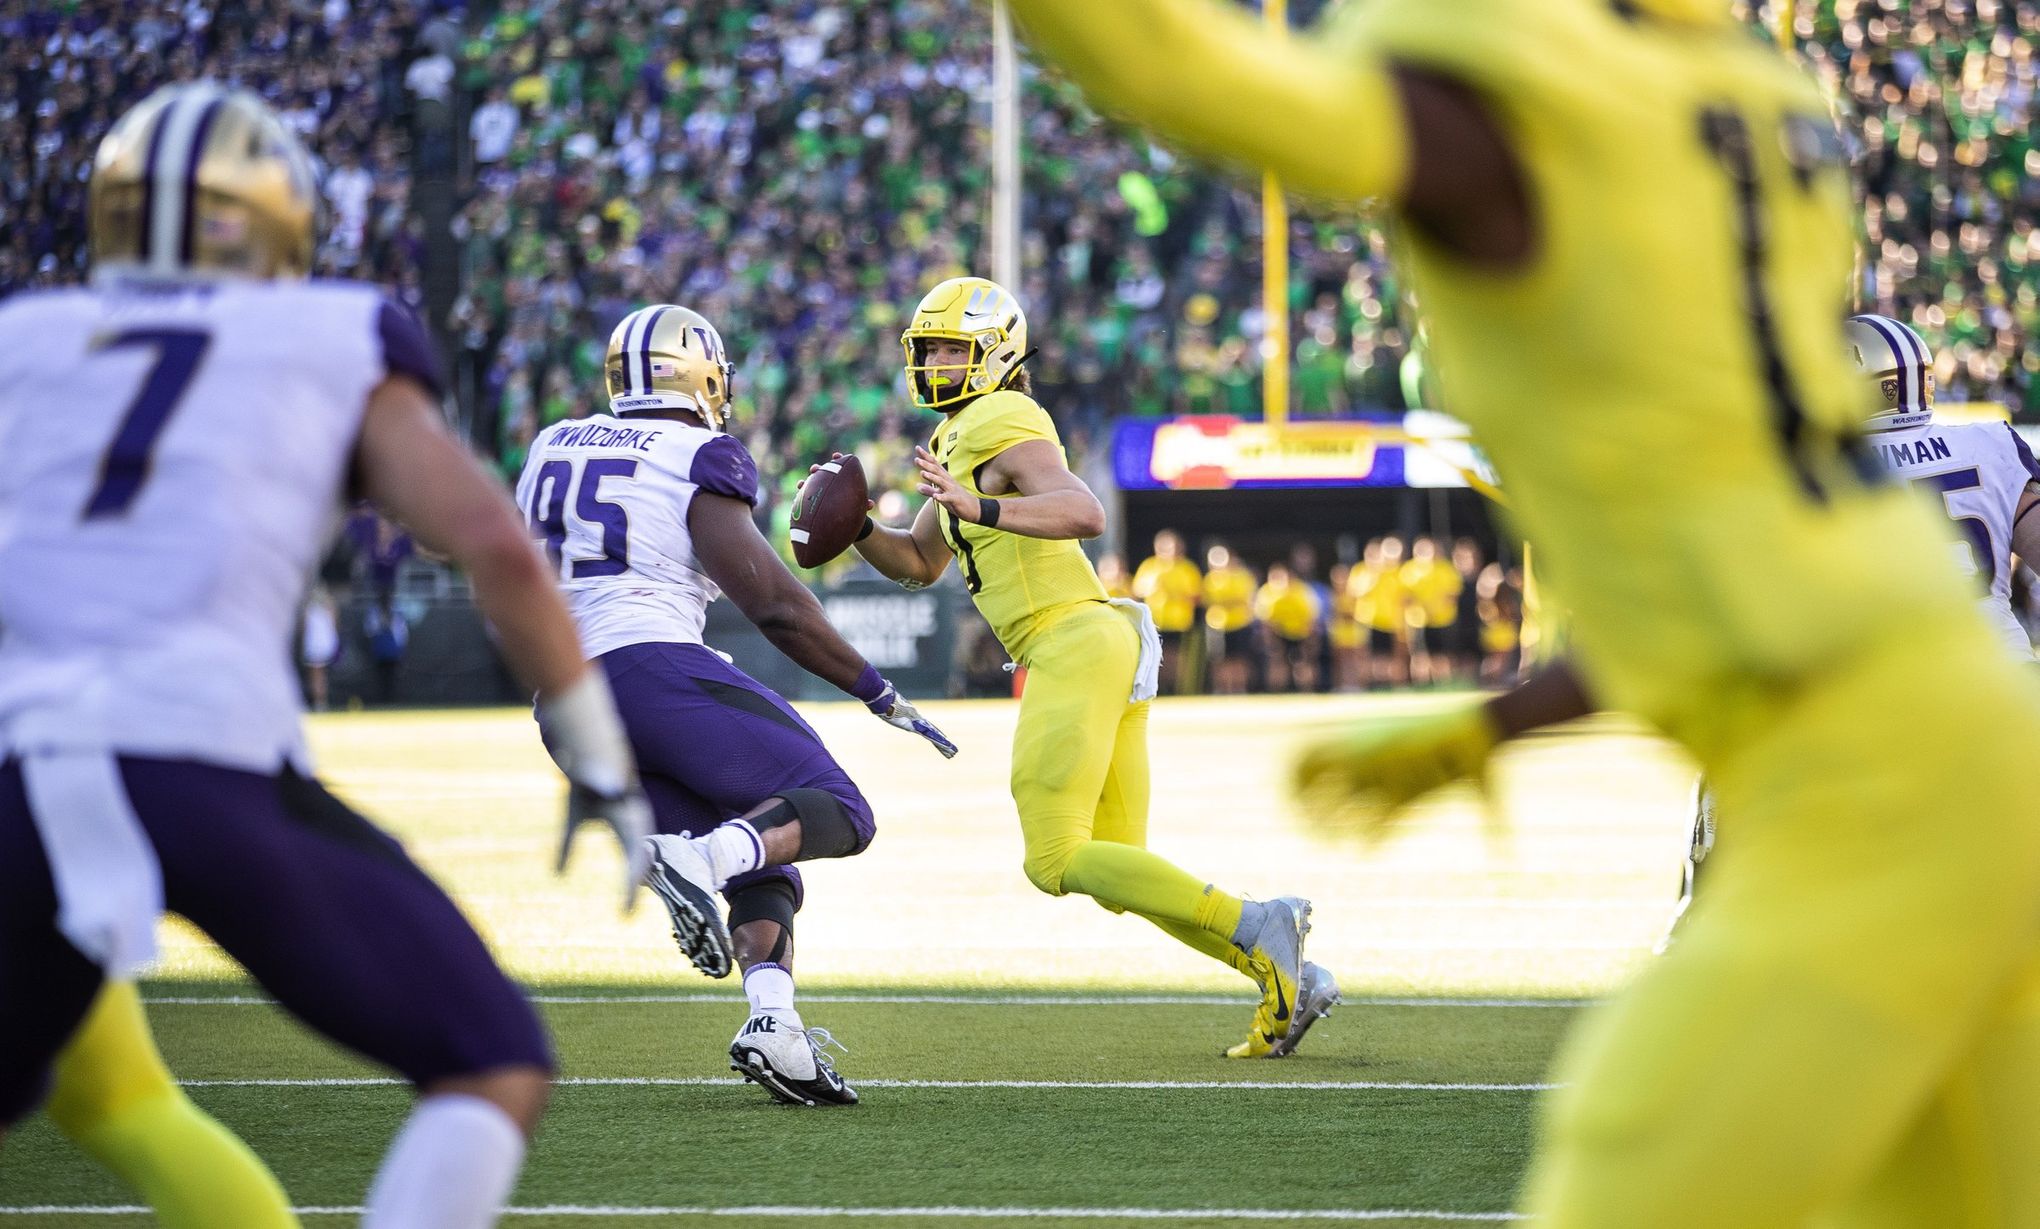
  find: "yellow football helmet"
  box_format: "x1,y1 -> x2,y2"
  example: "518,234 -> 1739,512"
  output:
900,276 -> 1029,411
89,82 -> 319,280
604,305 -> 735,429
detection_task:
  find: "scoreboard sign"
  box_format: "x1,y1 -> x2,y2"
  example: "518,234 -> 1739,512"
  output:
1113,414 -> 1490,491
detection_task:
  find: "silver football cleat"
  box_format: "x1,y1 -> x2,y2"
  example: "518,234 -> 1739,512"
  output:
644,834 -> 734,978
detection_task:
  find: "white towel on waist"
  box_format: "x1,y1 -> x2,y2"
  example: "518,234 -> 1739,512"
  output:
21,751 -> 163,977
1108,598 -> 1163,703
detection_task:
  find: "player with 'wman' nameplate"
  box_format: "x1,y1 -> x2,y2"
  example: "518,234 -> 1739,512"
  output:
0,83 -> 652,1229
515,304 -> 955,1107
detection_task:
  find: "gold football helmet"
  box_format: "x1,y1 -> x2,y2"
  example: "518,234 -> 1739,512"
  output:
605,305 -> 735,429
900,276 -> 1029,411
89,82 -> 319,279
1845,313 -> 1934,433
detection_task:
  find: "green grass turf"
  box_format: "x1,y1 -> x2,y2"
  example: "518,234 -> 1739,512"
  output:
0,697 -> 1693,1225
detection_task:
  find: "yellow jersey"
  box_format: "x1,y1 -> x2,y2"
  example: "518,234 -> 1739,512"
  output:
930,390 -> 1108,661
1009,0 -> 1983,756
1347,564 -> 1408,635
1400,558 -> 1462,629
1131,555 -> 1202,634
1202,564 -> 1257,633
1256,577 -> 1322,642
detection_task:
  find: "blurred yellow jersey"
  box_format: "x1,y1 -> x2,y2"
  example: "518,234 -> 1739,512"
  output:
1348,564 -> 1408,634
1329,0 -> 1976,751
930,390 -> 1108,660
1255,577 -> 1322,641
1400,558 -> 1461,628
1010,0 -> 1990,753
1131,555 -> 1202,634
1202,564 -> 1256,632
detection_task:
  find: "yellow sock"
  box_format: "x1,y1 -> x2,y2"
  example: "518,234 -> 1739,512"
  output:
1144,915 -> 1259,978
1060,841 -> 1246,941
48,984 -> 298,1229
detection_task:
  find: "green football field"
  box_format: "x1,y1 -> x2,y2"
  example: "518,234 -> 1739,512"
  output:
0,695 -> 1698,1226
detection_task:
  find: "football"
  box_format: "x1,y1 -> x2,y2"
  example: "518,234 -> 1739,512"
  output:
789,453 -> 871,568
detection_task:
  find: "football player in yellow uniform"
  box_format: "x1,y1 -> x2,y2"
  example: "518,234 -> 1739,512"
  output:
1201,544 -> 1257,695
45,983 -> 297,1227
852,276 -> 1338,1058
1008,0 -> 2040,1223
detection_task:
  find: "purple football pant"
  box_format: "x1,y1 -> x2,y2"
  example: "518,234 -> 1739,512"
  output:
600,641 -> 878,909
0,757 -> 551,1124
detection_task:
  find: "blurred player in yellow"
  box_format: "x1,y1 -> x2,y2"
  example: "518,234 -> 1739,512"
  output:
1253,561 -> 1321,692
1348,536 -> 1410,688
1399,537 -> 1462,686
44,984 -> 296,1227
1201,543 -> 1256,695
851,276 -> 1338,1057
1007,0 -> 2040,1223
1131,529 -> 1201,693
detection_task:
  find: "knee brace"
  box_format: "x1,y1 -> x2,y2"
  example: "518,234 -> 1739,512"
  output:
751,787 -> 873,861
726,877 -> 799,964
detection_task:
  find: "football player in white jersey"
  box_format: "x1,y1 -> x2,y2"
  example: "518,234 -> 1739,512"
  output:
1848,312 -> 2040,656
0,83 -> 652,1229
515,305 -> 955,1107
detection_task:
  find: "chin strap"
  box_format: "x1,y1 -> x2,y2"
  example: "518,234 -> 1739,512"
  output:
998,348 -> 1041,390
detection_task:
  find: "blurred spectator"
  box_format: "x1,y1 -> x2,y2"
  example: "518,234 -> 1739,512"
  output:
1447,537 -> 1487,682
1201,543 -> 1256,695
346,509 -> 416,608
1096,551 -> 1133,599
1349,535 -> 1411,689
1288,543 -> 1335,693
1327,561 -> 1366,691
1255,561 -> 1322,692
1477,563 -> 1525,687
470,85 -> 520,164
1132,529 -> 1201,694
299,586 -> 341,712
1400,536 -> 1463,687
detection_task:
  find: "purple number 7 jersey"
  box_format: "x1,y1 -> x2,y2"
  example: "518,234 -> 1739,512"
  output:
514,413 -> 759,658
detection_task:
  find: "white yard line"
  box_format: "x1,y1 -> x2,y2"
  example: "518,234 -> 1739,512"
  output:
175,1076 -> 1555,1092
144,992 -> 1589,1008
0,1205 -> 1526,1221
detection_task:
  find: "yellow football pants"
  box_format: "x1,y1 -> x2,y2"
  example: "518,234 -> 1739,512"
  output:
1522,625 -> 2040,1228
1010,603 -> 1248,967
48,983 -> 297,1229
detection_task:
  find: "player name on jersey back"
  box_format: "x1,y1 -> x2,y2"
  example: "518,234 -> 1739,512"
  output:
515,412 -> 760,660
1872,422 -> 2040,658
0,277 -> 442,770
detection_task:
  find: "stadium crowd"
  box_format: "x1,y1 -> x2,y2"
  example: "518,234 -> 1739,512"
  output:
3,1 -> 2035,437
1,0 -> 2035,698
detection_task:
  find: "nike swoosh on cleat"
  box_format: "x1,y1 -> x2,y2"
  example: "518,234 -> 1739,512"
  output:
1272,975 -> 1291,1024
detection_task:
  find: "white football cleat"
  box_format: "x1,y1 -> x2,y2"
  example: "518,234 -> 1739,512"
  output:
644,834 -> 733,978
729,1012 -> 858,1107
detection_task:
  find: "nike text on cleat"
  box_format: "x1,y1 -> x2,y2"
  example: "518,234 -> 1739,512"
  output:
1266,962 -> 1341,1058
644,834 -> 734,979
728,1014 -> 858,1107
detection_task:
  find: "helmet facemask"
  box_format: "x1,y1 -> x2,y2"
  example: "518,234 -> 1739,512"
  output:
904,334 -> 996,410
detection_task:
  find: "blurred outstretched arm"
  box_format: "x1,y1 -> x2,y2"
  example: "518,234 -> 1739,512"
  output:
1292,659 -> 1595,841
